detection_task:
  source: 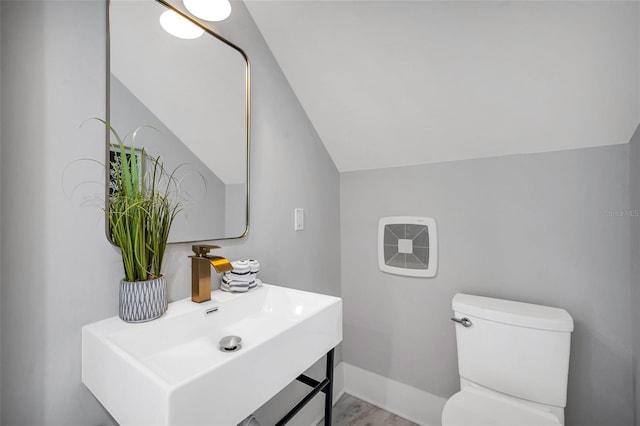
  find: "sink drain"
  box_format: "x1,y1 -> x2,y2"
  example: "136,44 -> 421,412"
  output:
219,335 -> 242,352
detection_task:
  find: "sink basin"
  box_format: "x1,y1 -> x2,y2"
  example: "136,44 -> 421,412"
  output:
82,283 -> 342,426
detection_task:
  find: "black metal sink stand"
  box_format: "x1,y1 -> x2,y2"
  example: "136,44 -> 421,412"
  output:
274,348 -> 335,426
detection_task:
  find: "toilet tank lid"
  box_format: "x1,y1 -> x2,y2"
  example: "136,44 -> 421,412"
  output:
452,294 -> 574,332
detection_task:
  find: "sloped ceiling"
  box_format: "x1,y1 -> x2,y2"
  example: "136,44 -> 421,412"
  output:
245,0 -> 639,172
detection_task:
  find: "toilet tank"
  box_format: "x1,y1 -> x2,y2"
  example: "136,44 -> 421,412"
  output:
452,294 -> 574,408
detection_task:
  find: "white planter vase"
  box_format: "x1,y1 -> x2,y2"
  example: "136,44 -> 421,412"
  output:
119,276 -> 168,323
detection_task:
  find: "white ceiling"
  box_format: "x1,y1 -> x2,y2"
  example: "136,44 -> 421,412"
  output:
245,0 -> 639,172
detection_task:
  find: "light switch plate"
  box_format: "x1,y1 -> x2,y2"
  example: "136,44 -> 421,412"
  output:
294,208 -> 304,231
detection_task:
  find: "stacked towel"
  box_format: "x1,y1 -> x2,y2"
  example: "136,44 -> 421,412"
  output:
220,259 -> 262,293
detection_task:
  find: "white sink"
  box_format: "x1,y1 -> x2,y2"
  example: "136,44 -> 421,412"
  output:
82,284 -> 342,426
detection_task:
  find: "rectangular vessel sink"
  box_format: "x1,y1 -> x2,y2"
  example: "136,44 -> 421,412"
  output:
82,284 -> 342,426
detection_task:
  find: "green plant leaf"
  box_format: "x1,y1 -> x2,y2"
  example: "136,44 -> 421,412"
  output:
96,120 -> 182,282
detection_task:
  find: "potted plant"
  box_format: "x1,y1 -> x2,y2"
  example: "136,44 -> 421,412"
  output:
105,121 -> 181,322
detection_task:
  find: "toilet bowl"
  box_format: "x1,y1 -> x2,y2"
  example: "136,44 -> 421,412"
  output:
442,386 -> 562,426
442,294 -> 574,426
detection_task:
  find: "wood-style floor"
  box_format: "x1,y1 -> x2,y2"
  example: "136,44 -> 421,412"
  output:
320,393 -> 419,426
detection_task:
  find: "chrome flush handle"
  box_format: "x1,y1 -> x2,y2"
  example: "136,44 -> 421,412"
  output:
451,317 -> 473,327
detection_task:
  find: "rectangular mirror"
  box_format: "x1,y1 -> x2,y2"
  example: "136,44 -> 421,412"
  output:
107,0 -> 250,243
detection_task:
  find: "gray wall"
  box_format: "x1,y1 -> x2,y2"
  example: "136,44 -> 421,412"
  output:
0,2 -> 3,422
1,2 -> 115,424
341,144 -> 632,426
0,1 -> 340,425
207,1 -> 341,299
631,124 -> 640,426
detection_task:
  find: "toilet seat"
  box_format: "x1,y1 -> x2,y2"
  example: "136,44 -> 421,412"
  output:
442,388 -> 562,426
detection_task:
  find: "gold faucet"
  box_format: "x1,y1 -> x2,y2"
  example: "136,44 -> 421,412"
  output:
189,245 -> 233,303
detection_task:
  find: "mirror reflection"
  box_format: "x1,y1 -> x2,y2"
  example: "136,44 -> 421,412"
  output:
108,0 -> 249,243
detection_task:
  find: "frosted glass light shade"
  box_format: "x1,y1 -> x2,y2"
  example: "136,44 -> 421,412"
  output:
184,0 -> 232,22
159,10 -> 204,40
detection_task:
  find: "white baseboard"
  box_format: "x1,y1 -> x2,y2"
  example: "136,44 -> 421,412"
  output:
342,362 -> 446,426
297,361 -> 445,426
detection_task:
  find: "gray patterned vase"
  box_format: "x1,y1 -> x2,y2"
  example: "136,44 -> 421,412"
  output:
119,276 -> 168,323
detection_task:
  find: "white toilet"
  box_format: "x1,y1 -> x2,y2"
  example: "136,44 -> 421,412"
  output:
442,293 -> 574,426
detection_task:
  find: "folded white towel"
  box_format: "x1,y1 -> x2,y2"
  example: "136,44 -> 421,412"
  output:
227,273 -> 254,281
228,259 -> 260,274
222,273 -> 255,284
220,259 -> 261,293
220,282 -> 249,293
220,278 -> 262,293
247,259 -> 260,273
230,260 -> 251,275
221,280 -> 249,287
222,275 -> 251,285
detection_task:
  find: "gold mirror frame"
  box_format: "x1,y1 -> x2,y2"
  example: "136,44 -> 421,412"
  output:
105,0 -> 251,244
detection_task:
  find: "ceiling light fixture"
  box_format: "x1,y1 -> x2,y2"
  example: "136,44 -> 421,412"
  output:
159,10 -> 204,40
183,0 -> 232,22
